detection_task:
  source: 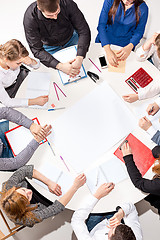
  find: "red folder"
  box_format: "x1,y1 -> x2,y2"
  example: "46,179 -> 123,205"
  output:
5,117 -> 47,156
114,133 -> 155,176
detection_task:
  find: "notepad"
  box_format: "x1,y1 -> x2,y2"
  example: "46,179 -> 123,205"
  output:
114,133 -> 155,176
34,162 -> 74,196
53,46 -> 87,85
5,118 -> 46,156
26,72 -> 51,109
86,156 -> 128,194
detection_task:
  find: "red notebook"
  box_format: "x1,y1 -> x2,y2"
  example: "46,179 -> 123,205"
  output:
114,133 -> 155,176
125,68 -> 153,93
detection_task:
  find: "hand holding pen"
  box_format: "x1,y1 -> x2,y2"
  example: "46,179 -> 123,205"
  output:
146,102 -> 159,116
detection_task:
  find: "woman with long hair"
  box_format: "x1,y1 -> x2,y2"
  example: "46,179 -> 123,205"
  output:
96,0 -> 148,67
0,165 -> 86,227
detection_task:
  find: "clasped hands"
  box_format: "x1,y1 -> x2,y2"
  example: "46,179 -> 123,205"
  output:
57,56 -> 83,78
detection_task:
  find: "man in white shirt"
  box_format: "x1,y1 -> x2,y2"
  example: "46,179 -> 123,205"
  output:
71,183 -> 142,240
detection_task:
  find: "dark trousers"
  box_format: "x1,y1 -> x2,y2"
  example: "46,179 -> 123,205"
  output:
5,65 -> 30,98
26,181 -> 53,207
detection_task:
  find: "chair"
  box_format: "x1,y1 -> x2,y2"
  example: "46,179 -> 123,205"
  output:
0,209 -> 25,240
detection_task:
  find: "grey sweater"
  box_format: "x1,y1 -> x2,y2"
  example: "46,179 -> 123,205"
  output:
0,107 -> 39,170
2,165 -> 65,227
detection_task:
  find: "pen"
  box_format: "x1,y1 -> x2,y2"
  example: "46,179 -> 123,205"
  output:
60,156 -> 70,172
88,58 -> 102,73
53,82 -> 67,97
48,107 -> 65,111
53,83 -> 59,101
47,140 -> 55,156
149,106 -> 154,114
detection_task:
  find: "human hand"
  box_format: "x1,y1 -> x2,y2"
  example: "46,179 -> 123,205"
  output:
34,124 -> 52,143
150,32 -> 159,45
139,116 -> 152,131
22,56 -> 37,66
116,43 -> 133,61
47,179 -> 62,196
94,183 -> 115,200
73,173 -> 86,190
122,94 -> 139,103
121,142 -> 132,156
32,95 -> 49,106
146,102 -> 159,116
105,46 -> 118,67
108,208 -> 124,228
71,56 -> 83,71
56,60 -> 79,77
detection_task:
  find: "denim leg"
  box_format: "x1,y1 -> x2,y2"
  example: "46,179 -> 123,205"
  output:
86,211 -> 116,232
0,121 -> 14,158
43,31 -> 79,55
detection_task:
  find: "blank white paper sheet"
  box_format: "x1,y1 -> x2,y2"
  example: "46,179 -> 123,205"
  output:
51,82 -> 137,173
26,71 -> 51,109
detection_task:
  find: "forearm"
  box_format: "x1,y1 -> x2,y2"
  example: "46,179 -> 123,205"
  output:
0,107 -> 32,128
0,139 -> 39,171
32,169 -> 51,186
58,185 -> 78,206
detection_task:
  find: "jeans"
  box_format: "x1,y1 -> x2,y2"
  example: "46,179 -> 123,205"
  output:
86,211 -> 116,232
43,31 -> 79,55
0,121 -> 14,158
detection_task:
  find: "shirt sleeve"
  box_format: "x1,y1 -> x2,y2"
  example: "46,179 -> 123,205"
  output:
136,44 -> 155,61
129,3 -> 148,47
0,82 -> 28,108
23,12 -> 60,69
71,195 -> 98,240
138,83 -> 160,100
123,154 -> 160,195
66,0 -> 91,58
2,165 -> 34,191
97,0 -> 114,47
147,126 -> 157,138
28,58 -> 40,69
0,107 -> 33,128
0,139 -> 39,171
119,202 -> 143,240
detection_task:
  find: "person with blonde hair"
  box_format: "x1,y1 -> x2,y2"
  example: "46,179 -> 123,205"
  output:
123,33 -> 160,104
121,142 -> 160,215
0,165 -> 86,227
0,39 -> 48,108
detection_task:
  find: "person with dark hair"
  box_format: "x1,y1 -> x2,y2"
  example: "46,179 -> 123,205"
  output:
0,106 -> 52,170
121,142 -> 160,215
23,0 -> 91,78
71,183 -> 142,240
0,165 -> 86,227
96,0 -> 148,67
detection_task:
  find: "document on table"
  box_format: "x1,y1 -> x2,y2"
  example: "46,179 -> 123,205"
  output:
26,71 -> 51,109
53,46 -> 87,84
34,162 -> 74,196
51,81 -> 137,173
86,156 -> 128,194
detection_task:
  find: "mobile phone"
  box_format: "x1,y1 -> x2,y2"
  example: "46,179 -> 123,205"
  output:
99,55 -> 107,69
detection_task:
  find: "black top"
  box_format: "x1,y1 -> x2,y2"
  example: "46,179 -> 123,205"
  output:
123,154 -> 160,214
23,0 -> 91,68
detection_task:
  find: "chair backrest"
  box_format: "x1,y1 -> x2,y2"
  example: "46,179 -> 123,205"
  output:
0,209 -> 25,240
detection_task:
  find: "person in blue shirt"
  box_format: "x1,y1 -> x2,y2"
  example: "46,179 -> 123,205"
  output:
96,0 -> 148,67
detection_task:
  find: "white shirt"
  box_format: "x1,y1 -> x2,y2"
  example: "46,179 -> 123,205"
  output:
136,44 -> 160,71
0,59 -> 40,108
71,195 -> 143,240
